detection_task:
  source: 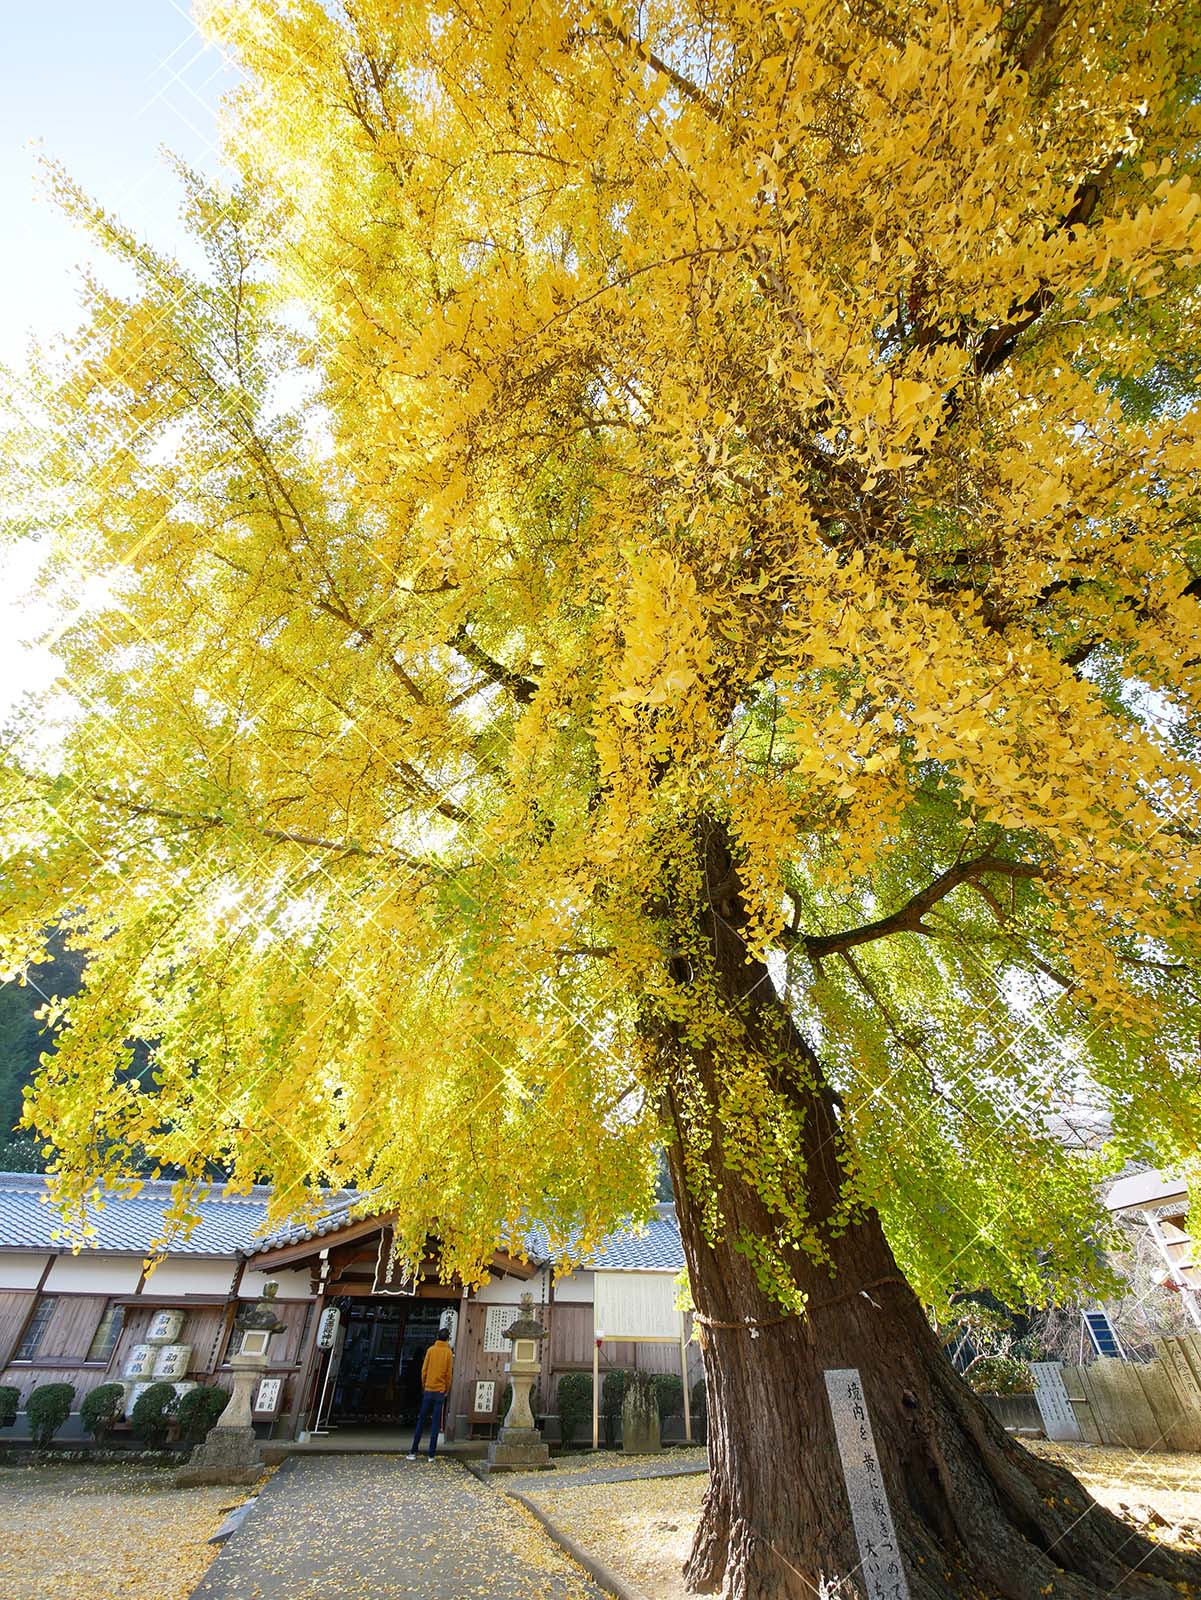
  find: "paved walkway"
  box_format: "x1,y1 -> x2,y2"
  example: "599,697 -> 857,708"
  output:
192,1455 -> 607,1600
497,1448 -> 709,1494
283,1425 -> 485,1458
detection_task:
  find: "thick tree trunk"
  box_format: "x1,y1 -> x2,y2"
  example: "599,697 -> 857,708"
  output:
660,818 -> 1201,1600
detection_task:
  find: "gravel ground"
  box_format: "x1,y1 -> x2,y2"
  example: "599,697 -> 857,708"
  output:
3,1441 -> 1198,1600
526,1471 -> 704,1600
504,1448 -> 708,1492
0,1462 -> 252,1600
524,1442 -> 1201,1600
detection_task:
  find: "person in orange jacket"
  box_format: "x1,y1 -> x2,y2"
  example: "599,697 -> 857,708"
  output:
408,1329 -> 454,1459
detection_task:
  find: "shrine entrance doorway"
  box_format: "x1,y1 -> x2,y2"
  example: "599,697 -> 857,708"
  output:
330,1296 -> 458,1426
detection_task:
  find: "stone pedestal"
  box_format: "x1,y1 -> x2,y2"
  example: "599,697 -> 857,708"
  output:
174,1423 -> 263,1487
487,1424 -> 552,1470
218,1351 -> 267,1432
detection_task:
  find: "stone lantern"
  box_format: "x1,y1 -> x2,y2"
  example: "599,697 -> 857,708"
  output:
175,1287 -> 286,1487
485,1292 -> 552,1471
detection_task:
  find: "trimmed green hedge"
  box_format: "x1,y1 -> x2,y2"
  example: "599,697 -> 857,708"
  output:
28,1382 -> 75,1447
601,1368 -> 627,1445
80,1383 -> 126,1444
556,1371 -> 592,1447
130,1381 -> 178,1446
177,1385 -> 229,1443
652,1373 -> 683,1425
690,1377 -> 707,1440
0,1385 -> 19,1430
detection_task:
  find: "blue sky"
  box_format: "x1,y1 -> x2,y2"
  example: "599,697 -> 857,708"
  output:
2,2 -> 234,709
2,0 -> 234,365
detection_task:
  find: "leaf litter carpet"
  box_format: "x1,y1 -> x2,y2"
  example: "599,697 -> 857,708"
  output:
192,1453 -> 604,1600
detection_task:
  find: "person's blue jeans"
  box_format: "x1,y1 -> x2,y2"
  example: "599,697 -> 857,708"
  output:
412,1389 -> 446,1458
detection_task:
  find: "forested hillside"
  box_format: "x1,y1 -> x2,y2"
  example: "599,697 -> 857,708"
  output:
0,936 -> 84,1170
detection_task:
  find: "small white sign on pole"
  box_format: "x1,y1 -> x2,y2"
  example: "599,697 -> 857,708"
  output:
824,1369 -> 910,1600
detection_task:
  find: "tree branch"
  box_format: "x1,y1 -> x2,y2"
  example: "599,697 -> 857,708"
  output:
592,13 -> 725,125
82,788 -> 430,869
449,624 -> 539,705
787,855 -> 1046,960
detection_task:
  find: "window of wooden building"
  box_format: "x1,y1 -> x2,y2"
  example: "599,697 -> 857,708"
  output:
14,1295 -> 58,1360
86,1302 -> 125,1363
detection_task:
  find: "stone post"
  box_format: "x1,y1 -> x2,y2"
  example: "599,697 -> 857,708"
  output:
485,1292 -> 552,1472
621,1370 -> 661,1454
175,1289 -> 285,1487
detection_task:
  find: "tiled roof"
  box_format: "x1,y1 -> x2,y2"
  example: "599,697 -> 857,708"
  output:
0,1171 -> 274,1256
0,1170 -> 687,1272
517,1206 -> 685,1274
250,1192 -> 382,1253
581,1208 -> 685,1271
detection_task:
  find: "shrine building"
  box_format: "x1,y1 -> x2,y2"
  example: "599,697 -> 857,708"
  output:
0,1171 -> 699,1444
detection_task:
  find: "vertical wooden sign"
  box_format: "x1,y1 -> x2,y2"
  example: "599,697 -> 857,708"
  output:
373,1226 -> 417,1294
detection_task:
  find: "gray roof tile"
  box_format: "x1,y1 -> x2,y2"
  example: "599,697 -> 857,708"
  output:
0,1172 -> 273,1256
0,1172 -> 686,1272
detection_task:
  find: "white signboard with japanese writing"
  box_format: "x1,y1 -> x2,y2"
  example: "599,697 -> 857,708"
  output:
484,1305 -> 513,1352
253,1377 -> 283,1415
1030,1362 -> 1083,1442
474,1380 -> 497,1414
824,1368 -> 910,1600
594,1271 -> 682,1341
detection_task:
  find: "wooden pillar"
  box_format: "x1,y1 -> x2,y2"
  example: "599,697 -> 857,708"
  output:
282,1296 -> 325,1439
209,1257 -> 246,1375
592,1335 -> 601,1451
443,1285 -> 471,1442
680,1319 -> 692,1443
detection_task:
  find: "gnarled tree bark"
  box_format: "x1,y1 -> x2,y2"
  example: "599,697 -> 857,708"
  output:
661,817 -> 1201,1600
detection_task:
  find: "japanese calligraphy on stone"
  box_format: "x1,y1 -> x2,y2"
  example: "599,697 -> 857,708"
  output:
824,1368 -> 910,1600
1029,1362 -> 1083,1442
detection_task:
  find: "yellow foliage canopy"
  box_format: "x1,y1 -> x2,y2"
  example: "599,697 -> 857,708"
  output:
2,0 -> 1200,1303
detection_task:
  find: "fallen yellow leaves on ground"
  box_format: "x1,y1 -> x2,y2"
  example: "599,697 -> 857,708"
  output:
0,1463 -> 253,1600
529,1471 -> 707,1600
529,1444 -> 1201,1600
1024,1441 -> 1201,1548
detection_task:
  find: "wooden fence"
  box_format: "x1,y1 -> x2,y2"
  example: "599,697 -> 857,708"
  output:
1056,1333 -> 1201,1451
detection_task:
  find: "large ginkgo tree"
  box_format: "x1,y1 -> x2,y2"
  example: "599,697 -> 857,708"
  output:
4,1 -> 1201,1596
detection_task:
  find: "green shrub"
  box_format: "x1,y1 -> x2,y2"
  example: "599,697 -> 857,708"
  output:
690,1377 -> 707,1441
556,1372 -> 592,1447
130,1381 -> 178,1446
652,1373 -> 683,1425
499,1381 -> 512,1422
0,1386 -> 19,1429
601,1368 -> 628,1445
80,1383 -> 125,1444
966,1355 -> 1034,1395
176,1385 -> 229,1443
27,1382 -> 75,1447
